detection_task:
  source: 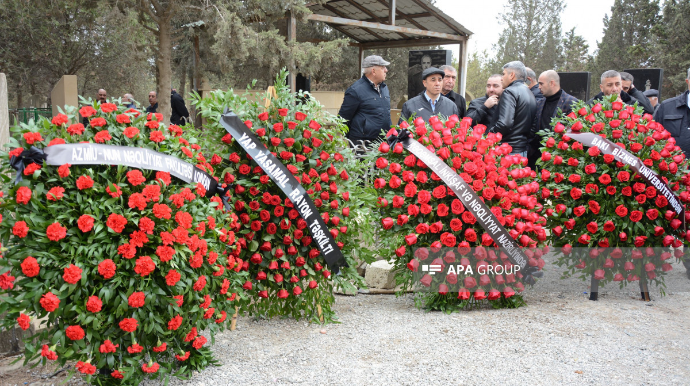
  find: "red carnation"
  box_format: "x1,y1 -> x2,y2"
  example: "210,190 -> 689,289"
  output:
134,256 -> 156,276
46,222 -> 67,241
86,295 -> 102,312
128,292 -> 146,308
99,340 -> 119,353
77,214 -> 95,232
94,130 -> 111,143
62,264 -> 82,284
40,292 -> 60,312
166,269 -> 181,286
119,318 -> 138,332
168,315 -> 183,330
98,259 -> 116,279
192,335 -> 207,349
127,170 -> 146,186
106,213 -> 127,233
193,275 -> 207,291
16,314 -> 30,330
16,186 -> 32,204
142,362 -> 160,373
66,325 -> 85,340
75,361 -> 96,375
21,256 -> 40,278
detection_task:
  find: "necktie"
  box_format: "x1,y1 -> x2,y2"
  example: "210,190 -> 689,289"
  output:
430,99 -> 436,112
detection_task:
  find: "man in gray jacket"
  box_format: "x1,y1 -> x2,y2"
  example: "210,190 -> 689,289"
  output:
400,67 -> 459,124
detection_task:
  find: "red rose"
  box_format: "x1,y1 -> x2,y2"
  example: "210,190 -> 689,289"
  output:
615,205 -> 628,217
616,171 -> 630,182
98,259 -> 116,279
629,210 -> 643,222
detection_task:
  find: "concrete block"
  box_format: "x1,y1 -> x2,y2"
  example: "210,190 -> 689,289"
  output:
365,260 -> 396,289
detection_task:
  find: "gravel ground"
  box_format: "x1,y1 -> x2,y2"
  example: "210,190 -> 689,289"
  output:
149,256 -> 690,386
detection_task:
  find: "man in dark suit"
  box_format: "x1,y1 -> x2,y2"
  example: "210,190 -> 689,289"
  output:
527,70 -> 579,168
439,65 -> 466,118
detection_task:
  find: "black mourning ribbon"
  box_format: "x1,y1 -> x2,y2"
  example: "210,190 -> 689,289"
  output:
10,146 -> 48,183
386,128 -> 411,148
9,145 -> 232,211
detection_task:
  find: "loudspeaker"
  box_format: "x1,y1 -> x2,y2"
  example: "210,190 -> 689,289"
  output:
558,72 -> 591,101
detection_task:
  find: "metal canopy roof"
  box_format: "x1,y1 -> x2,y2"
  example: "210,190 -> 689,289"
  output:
307,0 -> 473,50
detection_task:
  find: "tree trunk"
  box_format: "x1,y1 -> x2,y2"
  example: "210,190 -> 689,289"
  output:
157,14 -> 172,125
16,79 -> 23,109
178,62 -> 186,101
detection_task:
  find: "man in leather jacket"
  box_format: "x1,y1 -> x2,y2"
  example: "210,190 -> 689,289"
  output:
488,61 -> 537,156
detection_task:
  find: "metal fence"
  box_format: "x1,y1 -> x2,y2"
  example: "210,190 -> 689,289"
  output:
9,108 -> 52,125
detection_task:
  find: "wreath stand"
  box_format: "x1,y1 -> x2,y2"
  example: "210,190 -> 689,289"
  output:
230,85 -> 325,331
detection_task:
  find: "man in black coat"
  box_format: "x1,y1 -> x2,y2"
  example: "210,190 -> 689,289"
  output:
653,67 -> 690,278
400,67 -> 459,124
466,74 -> 504,128
527,70 -> 580,168
146,91 -> 158,113
526,67 -> 544,99
338,55 -> 392,151
439,65 -> 466,118
170,89 -> 189,125
488,61 -> 537,157
620,71 -> 654,115
587,70 -> 639,107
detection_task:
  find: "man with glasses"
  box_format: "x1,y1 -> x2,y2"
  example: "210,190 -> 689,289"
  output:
439,65 -> 466,118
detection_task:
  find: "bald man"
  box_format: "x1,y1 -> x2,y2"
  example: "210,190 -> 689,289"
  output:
526,70 -> 580,168
97,89 -> 107,104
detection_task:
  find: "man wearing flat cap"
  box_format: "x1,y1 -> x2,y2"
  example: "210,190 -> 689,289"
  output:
644,89 -> 659,114
399,67 -> 459,124
338,55 -> 392,151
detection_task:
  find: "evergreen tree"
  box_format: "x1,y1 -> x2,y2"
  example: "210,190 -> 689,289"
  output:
561,27 -> 591,72
654,0 -> 690,98
493,0 -> 565,74
593,0 -> 660,82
